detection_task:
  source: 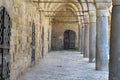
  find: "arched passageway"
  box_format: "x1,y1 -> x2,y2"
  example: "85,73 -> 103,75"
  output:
1,0 -> 120,80
64,30 -> 76,50
0,7 -> 12,80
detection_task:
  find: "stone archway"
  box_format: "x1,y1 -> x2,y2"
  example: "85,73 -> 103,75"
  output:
64,30 -> 76,50
0,7 -> 12,80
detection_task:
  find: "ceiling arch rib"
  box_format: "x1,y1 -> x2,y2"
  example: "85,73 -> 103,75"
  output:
51,4 -> 81,15
45,0 -> 82,10
34,0 -> 86,17
33,0 -> 95,24
47,1 -> 82,12
51,7 -> 79,24
41,0 -> 84,23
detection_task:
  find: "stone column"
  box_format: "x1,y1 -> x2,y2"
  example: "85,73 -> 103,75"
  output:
78,23 -> 82,52
109,1 -> 120,80
81,17 -> 85,54
96,9 -> 109,71
79,26 -> 82,52
84,23 -> 89,57
81,26 -> 85,54
78,16 -> 82,52
89,15 -> 96,62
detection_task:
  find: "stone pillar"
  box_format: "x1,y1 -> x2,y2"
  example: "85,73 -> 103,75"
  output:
79,26 -> 82,52
109,1 -> 120,80
81,26 -> 85,54
89,15 -> 96,62
78,16 -> 82,52
78,23 -> 82,52
81,16 -> 85,54
84,23 -> 89,57
96,9 -> 109,71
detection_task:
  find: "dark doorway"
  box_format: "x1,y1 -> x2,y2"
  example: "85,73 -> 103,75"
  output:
31,22 -> 35,65
41,27 -> 44,57
64,30 -> 76,50
0,7 -> 11,80
48,29 -> 50,51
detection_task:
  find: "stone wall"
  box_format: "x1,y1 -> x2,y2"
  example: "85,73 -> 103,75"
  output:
52,23 -> 79,50
51,9 -> 80,50
0,0 -> 50,80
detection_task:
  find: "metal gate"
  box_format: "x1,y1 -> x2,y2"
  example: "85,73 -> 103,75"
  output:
31,23 -> 35,64
64,30 -> 75,50
0,7 -> 11,80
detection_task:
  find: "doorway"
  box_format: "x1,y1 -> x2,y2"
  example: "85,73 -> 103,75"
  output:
64,30 -> 76,50
0,7 -> 11,80
31,22 -> 35,65
41,27 -> 44,57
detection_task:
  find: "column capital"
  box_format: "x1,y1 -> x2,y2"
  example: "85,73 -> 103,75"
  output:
96,2 -> 112,10
113,0 -> 120,6
90,15 -> 96,23
84,12 -> 89,16
81,24 -> 85,28
89,10 -> 96,23
84,23 -> 90,28
84,15 -> 89,24
81,19 -> 84,25
97,9 -> 109,16
82,23 -> 86,28
89,10 -> 96,16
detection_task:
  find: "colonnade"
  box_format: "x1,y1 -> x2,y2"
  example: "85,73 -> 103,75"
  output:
80,1 -> 120,80
80,8 -> 109,71
109,1 -> 120,80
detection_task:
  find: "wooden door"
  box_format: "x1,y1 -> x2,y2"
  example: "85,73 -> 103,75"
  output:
64,30 -> 75,50
69,31 -> 75,49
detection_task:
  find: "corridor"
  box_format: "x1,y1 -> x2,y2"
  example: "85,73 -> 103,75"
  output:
19,51 -> 108,80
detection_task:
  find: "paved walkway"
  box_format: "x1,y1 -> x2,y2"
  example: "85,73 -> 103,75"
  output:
19,51 -> 108,80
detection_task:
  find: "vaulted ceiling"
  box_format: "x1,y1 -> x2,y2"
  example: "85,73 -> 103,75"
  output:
32,0 -> 112,23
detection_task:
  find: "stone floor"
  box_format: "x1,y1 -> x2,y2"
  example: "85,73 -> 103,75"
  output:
19,51 -> 108,80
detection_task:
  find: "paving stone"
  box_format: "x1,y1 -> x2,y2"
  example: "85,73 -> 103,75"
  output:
19,51 -> 108,80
